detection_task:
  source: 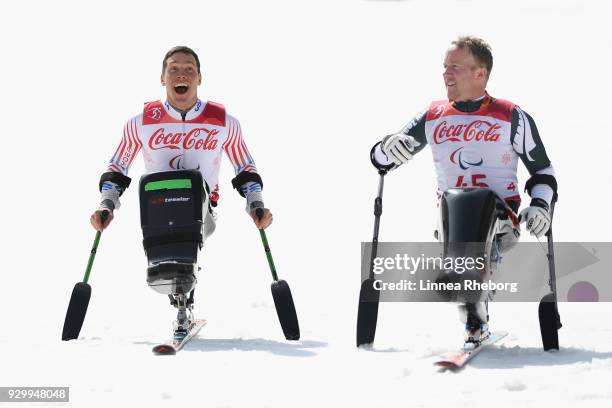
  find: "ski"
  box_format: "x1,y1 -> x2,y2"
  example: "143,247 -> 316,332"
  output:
152,319 -> 206,355
434,331 -> 508,369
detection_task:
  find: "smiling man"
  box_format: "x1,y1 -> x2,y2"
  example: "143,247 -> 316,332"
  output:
370,36 -> 558,349
91,46 -> 272,230
89,46 -> 272,334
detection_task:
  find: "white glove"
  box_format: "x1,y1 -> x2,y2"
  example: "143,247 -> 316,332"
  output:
381,133 -> 421,166
519,199 -> 551,239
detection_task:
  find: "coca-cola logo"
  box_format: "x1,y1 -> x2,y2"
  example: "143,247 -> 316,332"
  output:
433,120 -> 501,144
148,128 -> 219,151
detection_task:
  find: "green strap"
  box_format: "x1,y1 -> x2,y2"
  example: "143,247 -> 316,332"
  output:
259,229 -> 279,282
145,179 -> 192,191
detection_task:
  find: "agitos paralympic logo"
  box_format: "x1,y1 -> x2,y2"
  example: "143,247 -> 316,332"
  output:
168,154 -> 201,171
450,146 -> 483,170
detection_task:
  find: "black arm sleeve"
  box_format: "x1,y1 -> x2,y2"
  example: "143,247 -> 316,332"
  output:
99,171 -> 131,196
510,107 -> 552,175
400,108 -> 429,154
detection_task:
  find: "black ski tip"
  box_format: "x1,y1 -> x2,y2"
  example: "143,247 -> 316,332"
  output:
62,282 -> 92,341
152,344 -> 177,355
539,292 -> 561,351
356,278 -> 380,347
271,280 -> 300,341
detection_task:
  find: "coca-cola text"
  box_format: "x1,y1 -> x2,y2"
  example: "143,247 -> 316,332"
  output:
148,128 -> 219,151
433,120 -> 501,144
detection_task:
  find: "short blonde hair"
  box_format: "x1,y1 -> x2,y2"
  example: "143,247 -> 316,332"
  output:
451,36 -> 493,79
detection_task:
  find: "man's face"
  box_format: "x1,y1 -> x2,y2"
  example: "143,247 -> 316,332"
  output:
443,46 -> 487,102
161,52 -> 202,107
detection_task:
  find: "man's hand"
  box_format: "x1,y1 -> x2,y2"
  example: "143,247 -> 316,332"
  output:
250,208 -> 273,230
90,209 -> 114,231
519,199 -> 551,239
381,133 -> 421,166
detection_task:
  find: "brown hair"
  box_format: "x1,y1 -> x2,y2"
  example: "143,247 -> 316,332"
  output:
451,36 -> 493,79
162,46 -> 201,73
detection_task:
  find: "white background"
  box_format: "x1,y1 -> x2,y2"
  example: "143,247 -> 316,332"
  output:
1,0 -> 611,407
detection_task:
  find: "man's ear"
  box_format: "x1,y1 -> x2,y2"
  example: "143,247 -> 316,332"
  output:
477,67 -> 487,81
161,74 -> 165,86
198,72 -> 202,85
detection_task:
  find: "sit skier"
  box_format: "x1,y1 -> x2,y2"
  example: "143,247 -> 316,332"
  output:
370,36 -> 558,349
90,46 -> 273,336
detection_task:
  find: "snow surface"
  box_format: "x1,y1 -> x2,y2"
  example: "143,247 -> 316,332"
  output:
2,0 -> 612,407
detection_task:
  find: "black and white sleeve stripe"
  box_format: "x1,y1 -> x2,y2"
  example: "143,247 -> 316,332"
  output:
511,107 -> 557,205
511,107 -> 552,173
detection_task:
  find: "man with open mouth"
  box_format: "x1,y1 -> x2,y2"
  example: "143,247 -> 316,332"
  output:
89,46 -> 272,336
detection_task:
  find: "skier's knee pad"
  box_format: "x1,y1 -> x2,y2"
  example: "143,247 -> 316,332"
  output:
139,170 -> 209,294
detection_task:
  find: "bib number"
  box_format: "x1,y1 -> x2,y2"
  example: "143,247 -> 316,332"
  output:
455,174 -> 489,188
